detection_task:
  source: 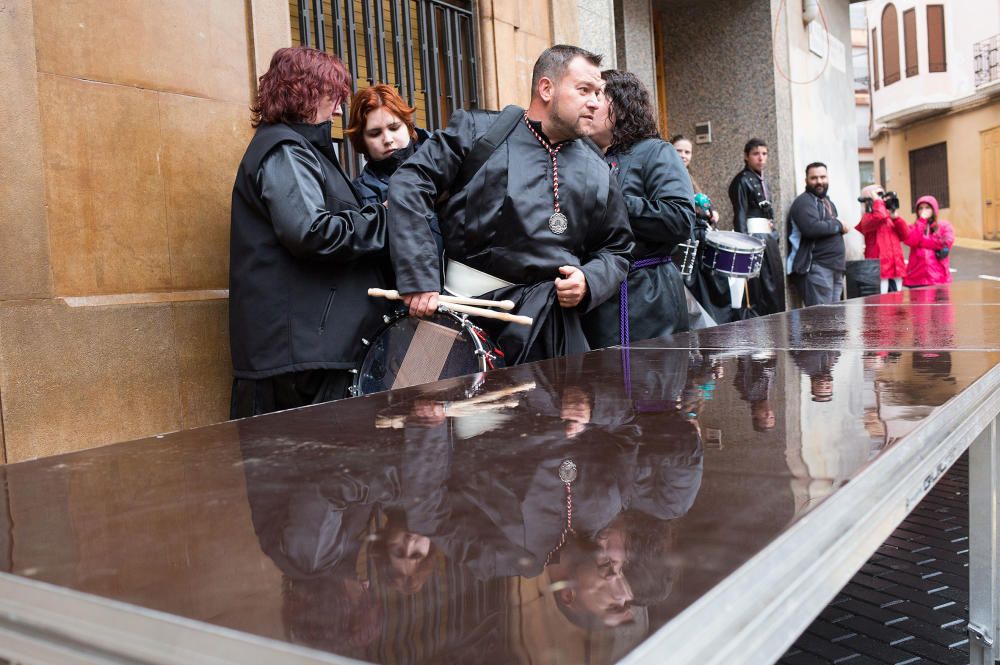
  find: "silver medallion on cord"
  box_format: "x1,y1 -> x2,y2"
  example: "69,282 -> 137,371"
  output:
558,459 -> 578,483
548,212 -> 569,235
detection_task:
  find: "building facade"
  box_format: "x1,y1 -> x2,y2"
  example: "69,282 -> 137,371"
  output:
866,0 -> 1000,239
0,0 -> 858,462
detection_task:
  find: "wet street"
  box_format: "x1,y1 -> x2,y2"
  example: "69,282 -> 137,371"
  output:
944,245 -> 1000,281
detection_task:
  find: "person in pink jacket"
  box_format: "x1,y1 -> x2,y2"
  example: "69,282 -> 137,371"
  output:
856,184 -> 908,292
904,195 -> 954,287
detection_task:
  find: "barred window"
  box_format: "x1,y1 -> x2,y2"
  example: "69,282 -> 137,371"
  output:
908,143 -> 949,211
290,0 -> 479,173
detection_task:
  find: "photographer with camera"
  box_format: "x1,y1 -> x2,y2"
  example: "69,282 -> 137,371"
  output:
855,184 -> 908,293
903,195 -> 954,288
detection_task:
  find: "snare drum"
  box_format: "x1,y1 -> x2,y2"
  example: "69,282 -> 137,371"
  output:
702,231 -> 766,278
352,309 -> 504,396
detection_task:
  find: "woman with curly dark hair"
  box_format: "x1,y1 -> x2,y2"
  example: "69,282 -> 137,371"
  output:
229,47 -> 392,417
582,70 -> 696,347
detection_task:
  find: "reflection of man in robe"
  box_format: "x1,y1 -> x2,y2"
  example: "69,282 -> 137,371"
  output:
388,45 -> 633,363
734,352 -> 777,431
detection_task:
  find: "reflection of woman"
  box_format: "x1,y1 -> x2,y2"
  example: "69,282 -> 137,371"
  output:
670,134 -> 733,325
229,47 -> 390,417
904,195 -> 954,288
583,70 -> 695,347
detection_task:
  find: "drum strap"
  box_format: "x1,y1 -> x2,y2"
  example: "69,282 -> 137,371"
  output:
620,256 -> 672,346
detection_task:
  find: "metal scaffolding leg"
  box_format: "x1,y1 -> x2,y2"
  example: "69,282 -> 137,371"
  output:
970,416 -> 1000,665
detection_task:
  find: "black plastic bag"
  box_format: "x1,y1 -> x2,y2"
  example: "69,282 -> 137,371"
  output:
845,259 -> 881,299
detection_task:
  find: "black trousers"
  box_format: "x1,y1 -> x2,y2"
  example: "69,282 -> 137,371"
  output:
230,369 -> 354,419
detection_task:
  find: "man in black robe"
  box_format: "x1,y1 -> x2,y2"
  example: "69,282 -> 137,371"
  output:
727,138 -> 786,317
387,45 -> 633,363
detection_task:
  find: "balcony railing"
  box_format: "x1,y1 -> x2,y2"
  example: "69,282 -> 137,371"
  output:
974,35 -> 999,87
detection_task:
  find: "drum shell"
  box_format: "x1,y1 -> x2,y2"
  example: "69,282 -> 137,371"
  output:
701,231 -> 765,278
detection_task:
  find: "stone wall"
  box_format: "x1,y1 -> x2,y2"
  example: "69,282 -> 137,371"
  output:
0,0 -> 290,462
658,0 -> 787,230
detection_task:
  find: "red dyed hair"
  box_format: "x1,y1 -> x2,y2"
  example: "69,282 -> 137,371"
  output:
345,84 -> 418,155
251,47 -> 352,127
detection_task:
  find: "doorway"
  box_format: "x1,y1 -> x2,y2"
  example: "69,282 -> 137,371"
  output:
982,125 -> 1000,240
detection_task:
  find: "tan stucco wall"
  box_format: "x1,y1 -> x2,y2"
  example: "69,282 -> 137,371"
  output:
0,0 -> 290,462
872,100 -> 1000,239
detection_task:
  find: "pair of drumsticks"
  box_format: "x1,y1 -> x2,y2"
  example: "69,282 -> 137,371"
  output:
367,288 -> 533,326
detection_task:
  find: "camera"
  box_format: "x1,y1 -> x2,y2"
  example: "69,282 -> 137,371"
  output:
857,190 -> 901,214
935,246 -> 950,261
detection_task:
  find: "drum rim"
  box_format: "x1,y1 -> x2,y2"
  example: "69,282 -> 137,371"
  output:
704,230 -> 766,253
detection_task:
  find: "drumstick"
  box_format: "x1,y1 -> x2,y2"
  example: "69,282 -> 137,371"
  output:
367,288 -> 515,311
442,302 -> 533,326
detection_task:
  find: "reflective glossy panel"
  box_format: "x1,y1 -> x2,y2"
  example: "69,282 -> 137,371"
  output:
636,283 -> 1000,351
2,338 -> 999,663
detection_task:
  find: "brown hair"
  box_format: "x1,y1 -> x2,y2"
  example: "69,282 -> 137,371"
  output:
345,84 -> 418,156
251,47 -> 352,127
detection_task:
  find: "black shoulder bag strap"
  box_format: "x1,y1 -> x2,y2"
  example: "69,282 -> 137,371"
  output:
452,104 -> 524,191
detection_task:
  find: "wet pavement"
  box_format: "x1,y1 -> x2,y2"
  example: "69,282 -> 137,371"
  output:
0,281 -> 998,664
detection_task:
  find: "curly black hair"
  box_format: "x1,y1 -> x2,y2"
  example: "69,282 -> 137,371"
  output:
602,70 -> 659,154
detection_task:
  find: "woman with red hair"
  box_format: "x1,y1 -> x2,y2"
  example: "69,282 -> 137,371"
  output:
346,85 -> 443,260
229,47 -> 391,417
346,85 -> 429,204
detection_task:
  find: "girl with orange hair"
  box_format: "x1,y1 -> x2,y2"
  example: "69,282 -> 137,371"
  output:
346,84 -> 430,206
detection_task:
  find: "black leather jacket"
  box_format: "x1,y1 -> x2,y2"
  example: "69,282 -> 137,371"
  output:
229,121 -> 392,378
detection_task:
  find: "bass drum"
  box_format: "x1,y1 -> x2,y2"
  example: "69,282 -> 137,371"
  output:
352,309 -> 505,396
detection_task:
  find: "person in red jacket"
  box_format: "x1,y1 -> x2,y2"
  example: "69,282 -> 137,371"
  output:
904,194 -> 954,287
856,184 -> 908,293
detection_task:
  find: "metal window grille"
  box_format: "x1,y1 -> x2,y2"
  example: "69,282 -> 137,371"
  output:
908,143 -> 949,211
974,34 -> 1000,88
290,0 -> 479,176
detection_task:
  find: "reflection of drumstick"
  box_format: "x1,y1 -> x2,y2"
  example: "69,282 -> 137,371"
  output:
375,381 -> 535,428
457,381 -> 536,407
367,288 -> 532,326
376,400 -> 520,428
368,288 -> 515,311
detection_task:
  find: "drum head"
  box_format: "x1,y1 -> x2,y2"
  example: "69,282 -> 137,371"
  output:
705,230 -> 765,252
355,310 -> 503,396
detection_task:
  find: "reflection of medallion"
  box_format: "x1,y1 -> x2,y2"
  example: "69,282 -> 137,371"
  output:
558,459 -> 578,484
548,212 -> 568,235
